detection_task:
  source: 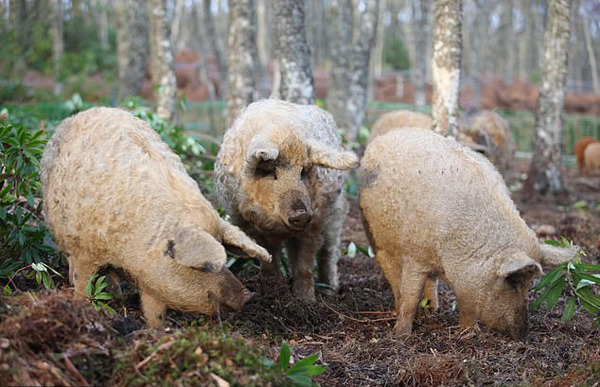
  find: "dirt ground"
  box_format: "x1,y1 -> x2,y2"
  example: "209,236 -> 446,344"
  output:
2,162 -> 599,386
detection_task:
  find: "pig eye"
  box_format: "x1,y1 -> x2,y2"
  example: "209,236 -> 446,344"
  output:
255,163 -> 277,180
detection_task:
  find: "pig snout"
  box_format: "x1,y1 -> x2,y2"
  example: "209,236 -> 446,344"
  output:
288,200 -> 312,230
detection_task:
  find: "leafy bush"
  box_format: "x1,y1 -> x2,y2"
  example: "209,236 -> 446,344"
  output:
265,341 -> 327,387
0,115 -> 60,292
532,238 -> 600,325
85,273 -> 116,315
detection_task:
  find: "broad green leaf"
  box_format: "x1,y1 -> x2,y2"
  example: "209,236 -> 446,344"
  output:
3,285 -> 11,297
544,239 -> 562,247
94,292 -> 113,300
98,302 -> 117,315
287,373 -> 312,387
85,274 -> 96,297
574,263 -> 600,271
531,275 -> 564,311
577,273 -> 600,285
535,266 -> 565,291
289,365 -> 327,377
546,278 -> 565,310
279,341 -> 291,369
289,352 -> 319,372
561,297 -> 577,322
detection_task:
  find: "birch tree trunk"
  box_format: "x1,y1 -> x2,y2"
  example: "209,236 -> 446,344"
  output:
51,0 -> 64,95
346,0 -> 379,142
171,0 -> 184,51
273,0 -> 314,104
149,0 -> 178,122
583,15 -> 599,93
327,0 -> 353,135
431,0 -> 462,138
226,0 -> 258,127
524,0 -> 571,197
204,0 -> 227,95
98,0 -> 109,51
116,0 -> 149,100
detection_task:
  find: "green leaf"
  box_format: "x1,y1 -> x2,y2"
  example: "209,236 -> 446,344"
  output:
544,239 -> 562,247
94,275 -> 107,295
561,297 -> 577,322
97,301 -> 117,315
286,374 -> 313,387
574,263 -> 600,271
531,275 -> 565,311
3,285 -> 11,297
94,292 -> 113,300
289,352 -> 319,372
545,278 -> 566,310
576,273 -> 600,285
289,365 -> 327,377
572,200 -> 587,209
279,341 -> 291,369
535,265 -> 565,291
35,270 -> 42,284
85,274 -> 96,297
42,272 -> 53,289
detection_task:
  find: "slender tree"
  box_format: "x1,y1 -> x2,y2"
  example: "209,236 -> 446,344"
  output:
273,0 -> 314,104
226,0 -> 258,127
149,0 -> 178,122
205,0 -> 228,96
524,0 -> 572,196
51,0 -> 64,95
431,0 -> 462,138
116,0 -> 149,99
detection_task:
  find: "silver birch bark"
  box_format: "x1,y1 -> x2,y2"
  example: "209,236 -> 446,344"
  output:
226,0 -> 258,127
327,0 -> 353,136
273,0 -> 314,104
431,0 -> 462,138
204,0 -> 227,94
525,0 -> 571,196
583,15 -> 599,93
346,0 -> 379,142
51,0 -> 64,95
116,0 -> 149,99
149,0 -> 178,122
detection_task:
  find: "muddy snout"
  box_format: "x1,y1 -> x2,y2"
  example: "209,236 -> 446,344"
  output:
281,191 -> 313,231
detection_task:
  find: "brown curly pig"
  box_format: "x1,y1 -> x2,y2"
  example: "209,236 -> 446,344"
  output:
574,137 -> 598,174
360,129 -> 577,340
41,107 -> 271,327
583,141 -> 600,175
215,99 -> 359,301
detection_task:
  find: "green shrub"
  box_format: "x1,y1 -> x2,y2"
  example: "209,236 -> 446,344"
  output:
532,238 -> 600,325
0,115 -> 60,292
384,33 -> 410,71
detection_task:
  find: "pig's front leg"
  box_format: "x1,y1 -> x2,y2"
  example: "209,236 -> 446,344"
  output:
286,236 -> 323,302
141,289 -> 166,328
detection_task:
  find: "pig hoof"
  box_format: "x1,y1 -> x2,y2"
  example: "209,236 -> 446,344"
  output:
394,321 -> 412,337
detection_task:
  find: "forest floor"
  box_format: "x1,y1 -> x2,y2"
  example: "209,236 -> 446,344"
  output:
1,162 -> 599,387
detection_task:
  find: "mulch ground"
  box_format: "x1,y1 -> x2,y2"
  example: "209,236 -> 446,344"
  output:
2,162 -> 599,386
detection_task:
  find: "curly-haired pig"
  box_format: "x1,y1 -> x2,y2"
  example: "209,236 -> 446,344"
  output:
41,107 -> 271,327
215,99 -> 359,301
360,128 -> 578,339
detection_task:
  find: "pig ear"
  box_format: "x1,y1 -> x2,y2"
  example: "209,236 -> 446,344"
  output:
308,140 -> 359,170
540,243 -> 579,267
219,221 -> 272,263
244,136 -> 279,176
497,252 -> 542,284
169,229 -> 227,272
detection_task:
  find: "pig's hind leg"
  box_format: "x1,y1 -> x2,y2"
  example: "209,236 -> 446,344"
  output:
141,289 -> 166,328
394,259 -> 428,336
316,200 -> 347,294
374,250 -> 403,314
68,255 -> 100,296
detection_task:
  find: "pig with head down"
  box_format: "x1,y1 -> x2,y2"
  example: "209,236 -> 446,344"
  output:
41,107 -> 270,327
215,99 -> 359,301
360,128 -> 577,339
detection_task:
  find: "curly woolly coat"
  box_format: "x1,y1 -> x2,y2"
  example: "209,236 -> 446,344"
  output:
215,99 -> 359,301
360,129 -> 577,339
41,107 -> 270,327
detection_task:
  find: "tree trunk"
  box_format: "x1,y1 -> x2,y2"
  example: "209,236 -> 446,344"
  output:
327,0 -> 353,136
370,0 -> 386,81
51,0 -> 64,95
273,0 -> 314,104
524,0 -> 571,197
149,0 -> 178,122
204,0 -> 227,95
226,0 -> 258,127
171,0 -> 184,52
116,0 -> 149,100
583,14 -> 599,93
346,0 -> 379,142
431,0 -> 462,138
415,0 -> 432,106
98,0 -> 109,51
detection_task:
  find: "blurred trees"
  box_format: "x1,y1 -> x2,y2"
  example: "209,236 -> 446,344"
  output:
525,0 -> 572,196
